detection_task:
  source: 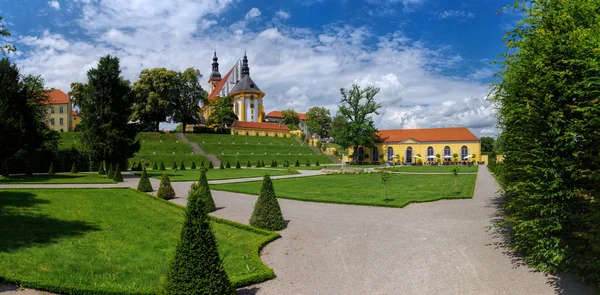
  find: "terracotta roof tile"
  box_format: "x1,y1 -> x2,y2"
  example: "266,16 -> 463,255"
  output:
265,110 -> 307,121
377,127 -> 479,143
72,110 -> 79,116
208,67 -> 233,101
43,89 -> 70,104
231,121 -> 290,131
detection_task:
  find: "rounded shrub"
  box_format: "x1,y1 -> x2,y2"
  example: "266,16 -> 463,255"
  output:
157,173 -> 176,200
226,161 -> 231,168
209,161 -> 214,169
137,166 -> 153,192
161,180 -> 232,295
159,161 -> 166,171
249,174 -> 286,231
98,161 -> 106,175
180,161 -> 186,170
112,165 -> 124,182
235,160 -> 241,169
191,161 -> 196,169
106,164 -> 115,179
172,161 -> 178,170
48,162 -> 55,175
70,162 -> 78,174
152,162 -> 158,170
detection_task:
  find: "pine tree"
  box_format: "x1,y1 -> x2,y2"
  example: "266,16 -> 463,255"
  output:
172,161 -> 178,170
48,162 -> 55,175
236,160 -> 241,169
159,161 -> 166,171
180,161 -> 186,170
107,164 -> 115,179
157,173 -> 175,200
191,161 -> 196,169
137,166 -> 153,192
152,162 -> 158,170
70,162 -> 78,173
226,161 -> 231,168
208,161 -> 214,169
161,177 -> 233,294
247,161 -> 251,168
113,165 -> 124,182
219,162 -> 224,169
98,161 -> 106,175
295,160 -> 300,167
249,175 -> 286,231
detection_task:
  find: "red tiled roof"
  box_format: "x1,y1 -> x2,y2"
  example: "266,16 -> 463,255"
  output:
231,121 -> 290,131
377,127 -> 479,143
208,67 -> 234,101
43,89 -> 70,104
265,110 -> 307,121
72,110 -> 79,116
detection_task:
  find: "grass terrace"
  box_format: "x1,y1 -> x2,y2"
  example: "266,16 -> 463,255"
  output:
382,165 -> 479,173
187,133 -> 333,166
141,168 -> 290,182
0,188 -> 278,294
0,173 -> 116,184
212,173 -> 477,208
130,132 -> 208,168
58,132 -> 82,150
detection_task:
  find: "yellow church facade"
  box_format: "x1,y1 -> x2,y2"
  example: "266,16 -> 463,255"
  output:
347,127 -> 481,164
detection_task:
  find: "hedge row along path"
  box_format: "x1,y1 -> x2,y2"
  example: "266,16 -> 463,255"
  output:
0,168 -> 595,294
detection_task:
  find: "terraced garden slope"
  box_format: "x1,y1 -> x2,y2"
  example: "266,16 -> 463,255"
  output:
187,134 -> 333,166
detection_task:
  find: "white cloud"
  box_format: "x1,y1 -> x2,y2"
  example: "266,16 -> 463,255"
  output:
438,10 -> 475,19
15,0 -> 497,137
245,8 -> 261,20
48,0 -> 60,10
275,10 -> 291,19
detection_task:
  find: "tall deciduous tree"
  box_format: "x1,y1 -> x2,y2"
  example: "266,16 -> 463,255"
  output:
332,84 -> 381,162
70,55 -> 140,169
0,59 -> 57,176
132,68 -> 179,131
172,68 -> 207,132
0,16 -> 16,55
490,0 -> 600,286
206,96 -> 236,131
306,106 -> 331,138
480,136 -> 495,153
281,109 -> 300,130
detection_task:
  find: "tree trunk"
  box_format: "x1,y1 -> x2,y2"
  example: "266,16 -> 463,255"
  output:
454,175 -> 457,195
182,122 -> 187,133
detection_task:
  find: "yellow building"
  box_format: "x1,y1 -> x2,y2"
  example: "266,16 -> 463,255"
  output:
43,89 -> 72,132
71,110 -> 81,131
347,127 -> 481,164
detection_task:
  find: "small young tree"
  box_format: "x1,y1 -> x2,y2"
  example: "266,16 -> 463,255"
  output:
381,170 -> 391,202
249,175 -> 286,231
70,162 -> 78,174
98,161 -> 106,175
107,164 -> 115,179
162,178 -> 232,294
235,160 -> 241,169
226,161 -> 231,168
137,166 -> 153,192
219,162 -> 224,169
152,162 -> 158,170
157,173 -> 175,200
451,166 -> 459,196
208,161 -> 214,169
191,161 -> 196,169
113,165 -> 124,182
180,161 -> 186,170
159,161 -> 166,171
48,162 -> 55,175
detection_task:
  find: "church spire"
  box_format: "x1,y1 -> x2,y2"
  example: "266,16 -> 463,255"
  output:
241,50 -> 250,78
210,49 -> 221,80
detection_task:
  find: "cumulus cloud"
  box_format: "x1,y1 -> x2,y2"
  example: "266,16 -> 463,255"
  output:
48,0 -> 60,10
14,0 -> 497,136
275,10 -> 291,19
245,8 -> 261,20
438,10 -> 475,19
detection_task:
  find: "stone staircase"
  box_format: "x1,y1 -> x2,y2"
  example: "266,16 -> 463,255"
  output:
177,133 -> 221,167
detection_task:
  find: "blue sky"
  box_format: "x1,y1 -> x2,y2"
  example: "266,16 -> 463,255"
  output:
0,0 -> 521,136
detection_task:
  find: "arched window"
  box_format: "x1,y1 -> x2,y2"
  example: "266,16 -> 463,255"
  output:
387,147 -> 394,162
427,146 -> 434,161
461,145 -> 469,161
405,146 -> 413,163
443,146 -> 451,161
373,148 -> 379,163
358,147 -> 364,162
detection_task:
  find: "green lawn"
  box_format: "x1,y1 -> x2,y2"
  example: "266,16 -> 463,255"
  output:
58,132 -> 82,150
0,173 -> 115,184
212,173 -> 477,208
142,168 -> 290,182
382,165 -> 479,173
0,189 -> 278,294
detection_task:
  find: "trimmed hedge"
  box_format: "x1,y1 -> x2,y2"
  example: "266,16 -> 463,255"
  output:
159,161 -> 165,171
235,160 -> 241,169
187,169 -> 216,213
106,164 -> 114,179
70,162 -> 78,173
157,173 -> 175,200
137,167 -> 153,192
226,161 -> 231,169
209,161 -> 214,169
98,161 -> 106,175
179,161 -> 186,170
249,175 -> 286,231
112,165 -> 124,182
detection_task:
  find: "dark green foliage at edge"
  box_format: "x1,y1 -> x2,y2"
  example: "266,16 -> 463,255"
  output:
159,161 -> 165,171
106,164 -> 114,179
226,161 -> 231,168
249,175 -> 286,231
157,173 -> 175,200
70,162 -> 77,173
235,160 -> 241,169
48,162 -> 55,175
98,161 -> 106,175
112,165 -> 124,182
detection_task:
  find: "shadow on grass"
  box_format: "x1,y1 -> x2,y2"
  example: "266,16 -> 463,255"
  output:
485,188 -> 595,294
0,191 -> 100,253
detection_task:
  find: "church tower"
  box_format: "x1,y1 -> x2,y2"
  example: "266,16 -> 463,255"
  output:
208,50 -> 221,93
229,51 -> 265,122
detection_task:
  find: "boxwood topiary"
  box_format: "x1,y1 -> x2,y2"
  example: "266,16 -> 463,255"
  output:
48,162 -> 55,175
70,162 -> 78,174
249,174 -> 286,231
162,173 -> 233,295
98,161 -> 106,175
106,164 -> 114,179
159,161 -> 166,171
226,161 -> 231,168
247,161 -> 252,168
137,162 -> 142,171
236,160 -> 241,169
157,173 -> 176,200
295,159 -> 300,167
112,165 -> 124,182
191,161 -> 196,169
316,160 -> 320,166
137,166 -> 153,192
187,169 -> 216,213
180,161 -> 186,170
209,161 -> 214,169
153,162 -> 158,170
172,161 -> 178,170
261,160 -> 265,167
306,160 -> 310,167
219,162 -> 224,169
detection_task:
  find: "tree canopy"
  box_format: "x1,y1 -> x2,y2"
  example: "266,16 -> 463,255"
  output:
330,84 -> 381,160
131,68 -> 179,132
490,0 -> 600,286
172,68 -> 207,132
206,96 -> 236,130
70,55 -> 140,169
281,109 -> 300,130
306,106 -> 331,138
0,16 -> 16,55
480,136 -> 495,153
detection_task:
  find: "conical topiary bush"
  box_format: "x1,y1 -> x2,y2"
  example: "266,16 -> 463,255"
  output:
316,160 -> 320,166
295,160 -> 300,167
113,165 -> 124,182
209,161 -> 214,169
153,162 -> 158,170
137,167 -> 153,192
161,178 -> 233,295
98,161 -> 106,175
226,161 -> 231,168
249,175 -> 286,231
247,161 -> 251,168
236,160 -> 241,169
191,161 -> 196,169
157,173 -> 175,200
261,160 -> 265,167
180,161 -> 186,170
188,169 -> 216,213
306,160 -> 310,167
107,164 -> 115,179
172,161 -> 178,170
48,162 -> 55,175
219,162 -> 224,169
131,161 -> 137,171
200,161 -> 205,168
70,162 -> 78,173
137,162 -> 143,171
159,161 -> 166,171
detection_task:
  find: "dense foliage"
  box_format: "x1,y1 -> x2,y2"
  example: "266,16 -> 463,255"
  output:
305,106 -> 331,138
157,173 -> 175,200
112,165 -> 124,182
137,167 -> 153,192
249,175 -> 286,231
0,16 -> 16,54
206,96 -> 236,131
480,136 -> 495,153
188,169 -> 216,213
281,109 -> 300,130
162,179 -> 233,295
490,0 -> 600,287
